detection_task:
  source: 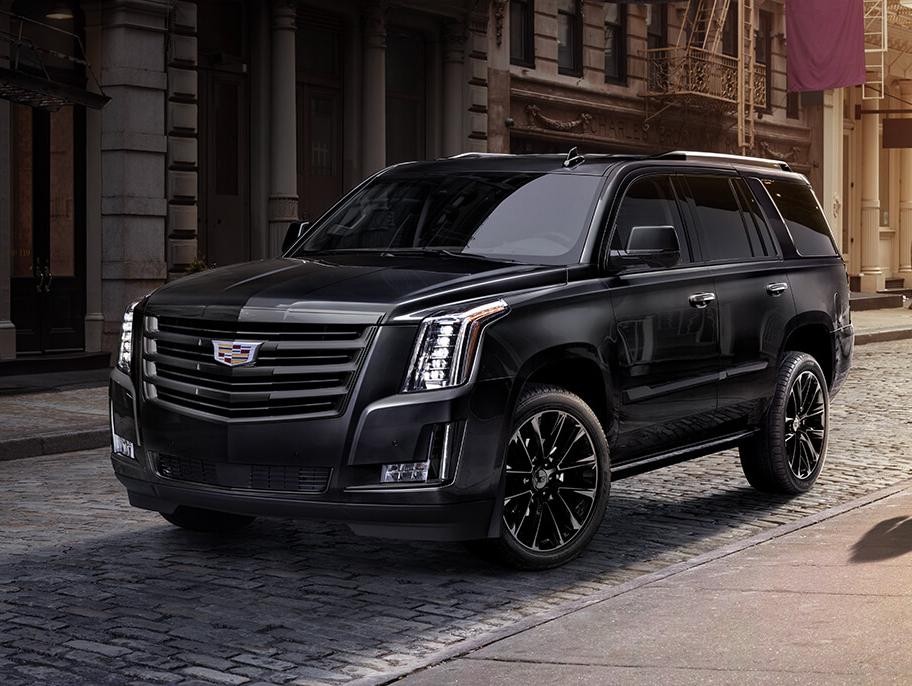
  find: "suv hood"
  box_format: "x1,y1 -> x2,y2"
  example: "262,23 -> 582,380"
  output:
146,253 -> 568,321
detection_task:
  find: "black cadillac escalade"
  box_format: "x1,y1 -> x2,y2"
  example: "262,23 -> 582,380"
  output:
109,151 -> 853,569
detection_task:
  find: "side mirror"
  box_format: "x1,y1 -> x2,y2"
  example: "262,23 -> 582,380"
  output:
610,225 -> 680,269
282,221 -> 311,254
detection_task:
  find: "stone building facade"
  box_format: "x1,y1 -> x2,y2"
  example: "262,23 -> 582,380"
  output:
0,0 -> 865,365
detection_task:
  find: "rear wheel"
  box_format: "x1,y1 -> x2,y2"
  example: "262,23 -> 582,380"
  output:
740,352 -> 829,494
479,384 -> 610,570
160,506 -> 256,533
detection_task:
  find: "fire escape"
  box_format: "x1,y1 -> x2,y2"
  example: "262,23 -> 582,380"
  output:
645,0 -> 765,154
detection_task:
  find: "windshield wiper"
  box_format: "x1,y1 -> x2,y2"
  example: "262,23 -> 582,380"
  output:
419,248 -> 519,263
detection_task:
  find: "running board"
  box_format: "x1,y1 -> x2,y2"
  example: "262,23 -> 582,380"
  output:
610,430 -> 756,481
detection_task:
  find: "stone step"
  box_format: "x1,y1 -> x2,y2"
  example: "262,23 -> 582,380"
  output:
849,291 -> 905,311
0,351 -> 111,377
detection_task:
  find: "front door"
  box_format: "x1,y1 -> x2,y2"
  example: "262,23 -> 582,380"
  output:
606,173 -> 720,459
10,104 -> 85,353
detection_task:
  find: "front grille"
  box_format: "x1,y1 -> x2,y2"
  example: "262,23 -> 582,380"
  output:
157,454 -> 331,493
142,315 -> 375,420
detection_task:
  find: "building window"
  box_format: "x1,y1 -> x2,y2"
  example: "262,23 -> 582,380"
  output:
557,0 -> 582,76
510,0 -> 535,67
721,5 -> 737,57
604,3 -> 627,84
786,91 -> 800,119
646,4 -> 667,50
756,10 -> 772,112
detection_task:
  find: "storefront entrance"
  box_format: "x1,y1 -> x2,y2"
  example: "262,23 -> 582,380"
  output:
10,104 -> 86,353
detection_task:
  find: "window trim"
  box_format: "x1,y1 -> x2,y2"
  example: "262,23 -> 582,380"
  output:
557,0 -> 583,77
604,3 -> 628,85
509,0 -> 536,68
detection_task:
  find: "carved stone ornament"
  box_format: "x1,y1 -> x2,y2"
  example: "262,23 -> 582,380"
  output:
759,140 -> 803,163
833,193 -> 842,220
492,0 -> 507,46
525,105 -> 593,133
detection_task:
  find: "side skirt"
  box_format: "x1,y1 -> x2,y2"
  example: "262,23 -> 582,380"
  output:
610,430 -> 757,481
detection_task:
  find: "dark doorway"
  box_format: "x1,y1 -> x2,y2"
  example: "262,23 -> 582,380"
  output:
198,0 -> 250,268
386,27 -> 427,165
296,14 -> 344,222
10,105 -> 86,354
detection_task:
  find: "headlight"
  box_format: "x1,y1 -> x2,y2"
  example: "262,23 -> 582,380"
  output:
403,299 -> 508,392
117,299 -> 141,373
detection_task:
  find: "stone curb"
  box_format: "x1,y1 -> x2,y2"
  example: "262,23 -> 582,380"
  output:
854,328 -> 912,345
350,478 -> 912,686
0,428 -> 109,462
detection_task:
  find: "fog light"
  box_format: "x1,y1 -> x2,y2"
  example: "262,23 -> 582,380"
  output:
380,461 -> 430,483
112,433 -> 135,460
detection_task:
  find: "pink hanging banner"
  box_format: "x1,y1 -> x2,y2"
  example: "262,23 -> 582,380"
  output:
787,0 -> 866,92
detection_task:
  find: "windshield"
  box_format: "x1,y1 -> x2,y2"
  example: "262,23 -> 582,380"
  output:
291,171 -> 603,265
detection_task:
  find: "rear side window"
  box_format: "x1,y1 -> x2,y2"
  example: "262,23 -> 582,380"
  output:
610,175 -> 690,264
684,175 -> 771,262
763,179 -> 838,256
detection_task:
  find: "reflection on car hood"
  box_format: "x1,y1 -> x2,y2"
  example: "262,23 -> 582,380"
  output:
146,253 -> 568,321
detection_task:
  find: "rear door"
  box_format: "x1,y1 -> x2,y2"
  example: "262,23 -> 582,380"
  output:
678,173 -> 796,432
606,173 -> 720,460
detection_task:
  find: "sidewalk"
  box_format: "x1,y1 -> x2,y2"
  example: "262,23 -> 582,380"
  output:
1,306 -> 911,462
397,484 -> 912,685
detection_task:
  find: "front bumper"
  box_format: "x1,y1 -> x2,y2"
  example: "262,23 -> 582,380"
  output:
109,364 -> 511,542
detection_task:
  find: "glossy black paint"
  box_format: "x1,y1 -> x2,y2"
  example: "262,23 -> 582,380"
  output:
110,155 -> 854,542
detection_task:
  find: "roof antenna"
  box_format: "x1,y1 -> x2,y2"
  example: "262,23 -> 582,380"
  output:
563,146 -> 585,168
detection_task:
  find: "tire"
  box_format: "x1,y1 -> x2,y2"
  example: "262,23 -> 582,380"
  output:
739,352 -> 829,495
478,383 -> 611,570
160,506 -> 256,533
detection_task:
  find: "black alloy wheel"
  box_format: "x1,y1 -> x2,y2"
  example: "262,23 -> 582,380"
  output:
479,384 -> 610,570
740,351 -> 829,494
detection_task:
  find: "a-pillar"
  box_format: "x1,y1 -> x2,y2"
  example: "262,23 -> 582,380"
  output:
898,81 -> 912,283
0,1 -> 13,359
859,106 -> 884,292
442,23 -> 467,157
362,1 -> 387,175
268,0 -> 299,255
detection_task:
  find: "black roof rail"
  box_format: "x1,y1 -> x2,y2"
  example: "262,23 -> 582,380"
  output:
652,150 -> 792,172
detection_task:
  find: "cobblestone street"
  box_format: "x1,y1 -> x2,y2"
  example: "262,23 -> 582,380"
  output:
2,340 -> 911,686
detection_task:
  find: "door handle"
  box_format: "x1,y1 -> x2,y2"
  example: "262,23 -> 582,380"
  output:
688,292 -> 716,309
35,270 -> 45,293
44,268 -> 53,293
766,282 -> 789,297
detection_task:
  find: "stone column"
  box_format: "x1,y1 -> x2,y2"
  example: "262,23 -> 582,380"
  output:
486,1 -> 508,153
860,107 -> 884,292
0,2 -> 14,359
899,81 -> 912,282
821,89 -> 844,254
83,8 -> 104,353
268,0 -> 299,255
99,0 -> 170,353
166,1 -> 199,275
362,1 -> 387,175
442,23 -> 467,157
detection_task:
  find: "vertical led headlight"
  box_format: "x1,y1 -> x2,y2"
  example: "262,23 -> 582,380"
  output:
116,299 -> 142,373
403,299 -> 508,392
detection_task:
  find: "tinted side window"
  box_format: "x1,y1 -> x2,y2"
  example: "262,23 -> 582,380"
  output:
686,175 -> 764,262
610,175 -> 689,265
732,177 -> 777,257
763,179 -> 838,256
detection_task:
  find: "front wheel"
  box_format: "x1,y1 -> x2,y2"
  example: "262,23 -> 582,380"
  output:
740,352 -> 829,494
480,384 -> 611,570
160,506 -> 256,533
